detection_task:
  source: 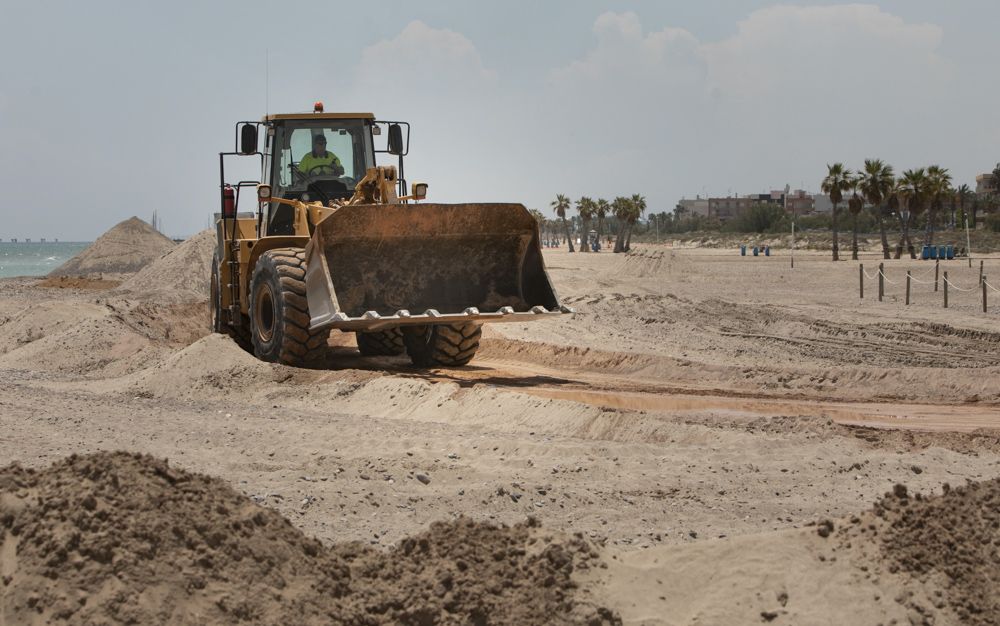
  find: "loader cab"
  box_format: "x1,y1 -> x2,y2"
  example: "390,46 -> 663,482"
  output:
262,115 -> 377,236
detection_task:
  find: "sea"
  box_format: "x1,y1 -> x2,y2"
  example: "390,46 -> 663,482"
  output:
0,241 -> 90,278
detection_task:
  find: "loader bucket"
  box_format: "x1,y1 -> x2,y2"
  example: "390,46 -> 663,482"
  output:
303,203 -> 569,332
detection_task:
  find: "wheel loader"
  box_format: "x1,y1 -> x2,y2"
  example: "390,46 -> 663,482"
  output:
211,103 -> 569,367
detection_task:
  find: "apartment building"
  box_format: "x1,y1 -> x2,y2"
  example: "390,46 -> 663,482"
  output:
679,189 -> 816,220
976,172 -> 996,196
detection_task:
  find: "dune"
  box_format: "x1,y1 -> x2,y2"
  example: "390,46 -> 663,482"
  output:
48,216 -> 175,278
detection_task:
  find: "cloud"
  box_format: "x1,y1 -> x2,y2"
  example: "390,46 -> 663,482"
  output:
332,7 -> 967,217
337,21 -> 511,204
704,5 -> 945,99
353,21 -> 498,96
541,6 -> 954,203
552,12 -> 705,93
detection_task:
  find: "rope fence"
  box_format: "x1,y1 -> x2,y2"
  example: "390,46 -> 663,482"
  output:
942,276 -> 975,292
859,259 -> 995,314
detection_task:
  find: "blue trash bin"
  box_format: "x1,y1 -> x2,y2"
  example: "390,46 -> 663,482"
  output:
740,244 -> 746,256
947,244 -> 954,260
752,246 -> 759,257
938,245 -> 946,260
764,245 -> 770,257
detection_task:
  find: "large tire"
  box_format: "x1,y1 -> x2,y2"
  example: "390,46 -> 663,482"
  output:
402,323 -> 481,367
249,248 -> 330,366
356,328 -> 405,356
211,254 -> 251,348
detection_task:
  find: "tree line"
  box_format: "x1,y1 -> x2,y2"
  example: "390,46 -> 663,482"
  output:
821,161 -> 1000,261
530,162 -> 1000,258
529,194 -> 647,253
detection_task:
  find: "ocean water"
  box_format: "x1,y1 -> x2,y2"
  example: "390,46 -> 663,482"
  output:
0,241 -> 90,278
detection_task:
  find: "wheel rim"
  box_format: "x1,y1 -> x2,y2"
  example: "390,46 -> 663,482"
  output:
255,283 -> 276,342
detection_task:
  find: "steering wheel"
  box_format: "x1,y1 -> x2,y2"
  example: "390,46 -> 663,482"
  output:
306,164 -> 343,177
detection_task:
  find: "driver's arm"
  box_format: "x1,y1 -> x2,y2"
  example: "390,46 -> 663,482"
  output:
329,153 -> 345,177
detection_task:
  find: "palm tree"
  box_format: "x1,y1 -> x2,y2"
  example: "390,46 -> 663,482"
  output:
971,196 -> 983,232
596,198 -> 610,245
887,185 -> 903,258
924,165 -> 951,245
847,176 -> 863,260
624,194 -> 647,251
612,197 -> 630,253
821,163 -> 851,261
550,194 -> 574,252
528,208 -> 544,231
956,183 -> 973,228
897,168 -> 926,258
576,197 -> 597,252
857,159 -> 895,260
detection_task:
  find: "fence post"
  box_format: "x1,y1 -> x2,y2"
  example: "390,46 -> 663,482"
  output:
944,271 -> 949,308
906,271 -> 911,305
859,264 -> 864,299
934,259 -> 939,292
878,262 -> 884,302
983,275 -> 988,313
980,260 -> 984,286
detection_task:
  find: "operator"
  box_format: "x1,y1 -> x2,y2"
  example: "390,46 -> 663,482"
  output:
297,134 -> 344,179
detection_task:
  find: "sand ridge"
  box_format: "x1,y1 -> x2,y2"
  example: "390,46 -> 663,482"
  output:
48,217 -> 175,278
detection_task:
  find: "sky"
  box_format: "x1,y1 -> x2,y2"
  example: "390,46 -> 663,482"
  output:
1,1 -> 998,240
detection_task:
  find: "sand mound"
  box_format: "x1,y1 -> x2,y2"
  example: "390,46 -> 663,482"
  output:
876,480 -> 1000,625
49,217 -> 175,277
35,276 -> 121,290
116,229 -> 214,303
0,452 -> 619,626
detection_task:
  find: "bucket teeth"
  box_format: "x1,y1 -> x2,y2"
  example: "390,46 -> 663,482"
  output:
499,306 -> 515,315
331,313 -> 350,322
464,307 -> 480,315
396,309 -> 411,318
425,309 -> 441,318
559,305 -> 575,314
363,310 -> 381,320
530,305 -> 548,314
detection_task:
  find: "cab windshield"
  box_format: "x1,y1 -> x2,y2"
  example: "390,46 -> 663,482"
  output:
271,119 -> 374,202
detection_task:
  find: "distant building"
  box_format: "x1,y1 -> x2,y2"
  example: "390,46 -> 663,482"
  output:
785,189 -> 815,214
976,172 -> 996,196
675,196 -> 710,217
812,194 -> 834,213
676,189 -> 816,221
707,196 -> 755,220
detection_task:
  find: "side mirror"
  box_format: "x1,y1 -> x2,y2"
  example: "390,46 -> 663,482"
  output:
387,124 -> 404,155
239,124 -> 258,155
411,182 -> 428,200
256,184 -> 271,202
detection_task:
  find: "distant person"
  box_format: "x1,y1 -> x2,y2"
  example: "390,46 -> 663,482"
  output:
297,135 -> 344,179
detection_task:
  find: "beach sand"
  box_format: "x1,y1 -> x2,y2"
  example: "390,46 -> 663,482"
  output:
2,233 -> 999,624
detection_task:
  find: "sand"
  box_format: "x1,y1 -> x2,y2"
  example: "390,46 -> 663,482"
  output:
116,228 -> 215,303
48,217 -> 175,278
1,452 -> 616,625
4,223 -> 1000,624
